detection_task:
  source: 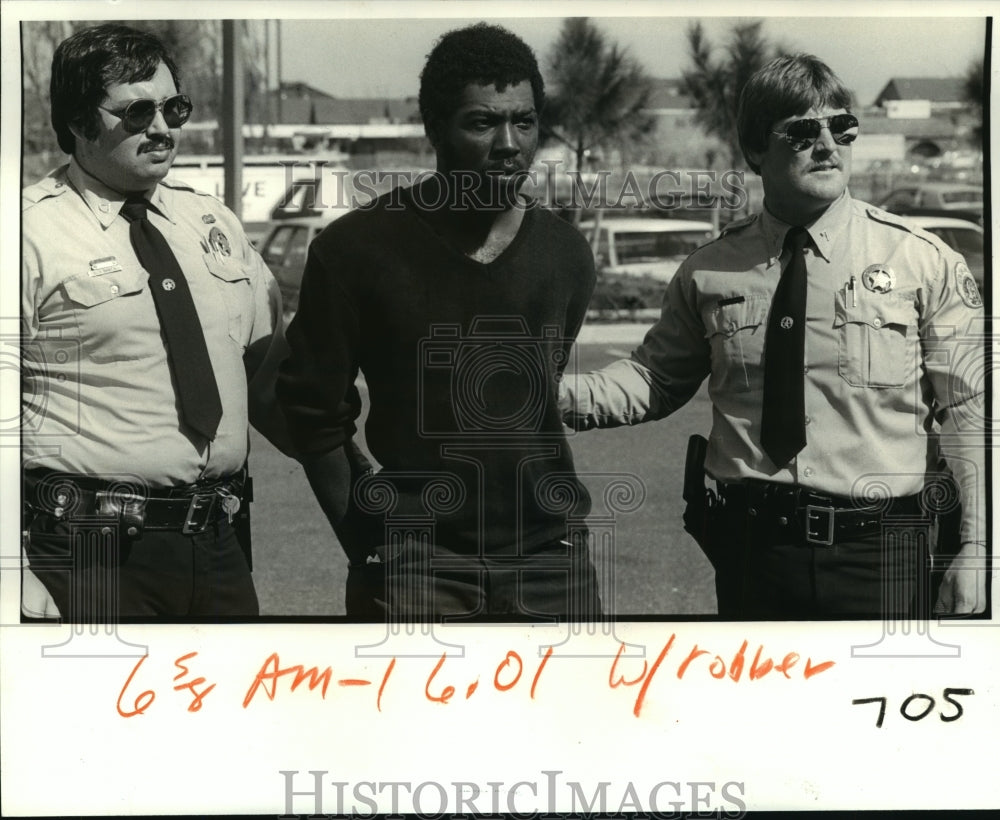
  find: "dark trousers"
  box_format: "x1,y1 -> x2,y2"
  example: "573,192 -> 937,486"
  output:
704,503 -> 929,620
345,538 -> 603,622
24,514 -> 259,621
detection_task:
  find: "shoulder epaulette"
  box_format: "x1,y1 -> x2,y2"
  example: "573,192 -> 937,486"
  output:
863,205 -> 946,251
159,175 -> 204,195
864,204 -> 915,230
719,213 -> 757,237
21,169 -> 71,207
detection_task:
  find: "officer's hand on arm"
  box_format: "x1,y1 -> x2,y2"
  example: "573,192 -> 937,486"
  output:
934,541 -> 987,615
21,565 -> 60,619
559,272 -> 710,432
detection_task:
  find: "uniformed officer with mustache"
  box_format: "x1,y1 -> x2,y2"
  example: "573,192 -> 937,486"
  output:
21,24 -> 289,621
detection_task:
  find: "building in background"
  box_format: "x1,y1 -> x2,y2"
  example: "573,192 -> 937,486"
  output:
869,77 -> 979,161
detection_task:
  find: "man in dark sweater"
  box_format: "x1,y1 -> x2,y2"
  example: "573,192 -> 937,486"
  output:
277,23 -> 600,621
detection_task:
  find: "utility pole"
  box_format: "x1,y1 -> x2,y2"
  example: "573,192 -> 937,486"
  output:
222,20 -> 244,219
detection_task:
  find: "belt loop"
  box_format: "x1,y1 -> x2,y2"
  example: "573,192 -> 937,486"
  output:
745,481 -> 764,518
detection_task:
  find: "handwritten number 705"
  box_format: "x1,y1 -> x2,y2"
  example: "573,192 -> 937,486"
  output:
852,688 -> 974,728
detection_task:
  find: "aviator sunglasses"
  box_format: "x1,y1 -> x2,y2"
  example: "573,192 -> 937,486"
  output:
98,94 -> 193,134
771,113 -> 859,151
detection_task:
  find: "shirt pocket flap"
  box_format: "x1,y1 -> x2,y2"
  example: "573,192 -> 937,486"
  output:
834,293 -> 917,332
703,296 -> 769,338
203,255 -> 250,283
62,265 -> 146,308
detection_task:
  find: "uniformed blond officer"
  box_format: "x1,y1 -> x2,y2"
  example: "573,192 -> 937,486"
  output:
21,24 -> 289,620
561,54 -> 986,619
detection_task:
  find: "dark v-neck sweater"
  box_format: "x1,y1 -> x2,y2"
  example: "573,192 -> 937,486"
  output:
279,182 -> 596,555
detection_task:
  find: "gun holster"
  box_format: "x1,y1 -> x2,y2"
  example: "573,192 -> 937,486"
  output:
231,475 -> 254,570
681,434 -> 718,561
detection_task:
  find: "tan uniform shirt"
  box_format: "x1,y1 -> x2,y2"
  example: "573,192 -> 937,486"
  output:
22,159 -> 285,487
563,192 -> 985,544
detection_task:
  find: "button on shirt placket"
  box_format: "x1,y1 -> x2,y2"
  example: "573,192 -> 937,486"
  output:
801,242 -> 813,473
121,197 -> 223,441
794,235 -> 827,486
798,239 -> 815,485
793,211 -> 849,489
135,194 -> 250,479
760,227 -> 810,467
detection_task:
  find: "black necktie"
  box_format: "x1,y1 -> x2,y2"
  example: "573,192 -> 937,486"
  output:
121,196 -> 223,440
761,226 -> 809,467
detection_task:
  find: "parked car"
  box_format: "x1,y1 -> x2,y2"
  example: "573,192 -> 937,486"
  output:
579,217 -> 715,283
577,217 -> 715,317
259,213 -> 342,315
902,214 -> 986,292
878,182 -> 983,225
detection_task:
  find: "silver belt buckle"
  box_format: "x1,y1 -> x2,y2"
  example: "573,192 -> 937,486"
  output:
805,504 -> 835,546
182,492 -> 217,534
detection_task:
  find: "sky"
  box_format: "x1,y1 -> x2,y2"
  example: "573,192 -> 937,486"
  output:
277,13 -> 987,107
1,2 -> 986,107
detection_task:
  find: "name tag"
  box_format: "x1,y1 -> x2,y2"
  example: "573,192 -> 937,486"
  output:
88,256 -> 122,276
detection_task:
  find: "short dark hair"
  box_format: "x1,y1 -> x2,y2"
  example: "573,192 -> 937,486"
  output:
50,23 -> 181,154
418,23 -> 544,141
737,54 -> 852,174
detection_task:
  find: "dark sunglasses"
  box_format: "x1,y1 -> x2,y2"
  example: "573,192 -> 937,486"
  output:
98,94 -> 193,133
771,113 -> 859,151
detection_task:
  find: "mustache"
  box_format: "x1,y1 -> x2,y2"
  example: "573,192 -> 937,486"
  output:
139,136 -> 175,153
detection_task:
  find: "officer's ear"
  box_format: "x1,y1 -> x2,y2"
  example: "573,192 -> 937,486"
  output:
68,114 -> 95,146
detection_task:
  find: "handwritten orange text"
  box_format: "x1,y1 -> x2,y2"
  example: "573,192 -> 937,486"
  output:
609,636 -> 836,717
243,652 -> 382,707
116,639 -> 833,720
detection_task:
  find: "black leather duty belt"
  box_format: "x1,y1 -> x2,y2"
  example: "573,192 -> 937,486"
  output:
23,470 -> 250,538
714,480 -> 924,546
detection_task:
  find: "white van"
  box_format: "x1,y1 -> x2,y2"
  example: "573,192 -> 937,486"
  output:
168,154 -> 350,244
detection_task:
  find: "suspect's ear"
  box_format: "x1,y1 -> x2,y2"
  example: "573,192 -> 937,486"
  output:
424,119 -> 439,150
